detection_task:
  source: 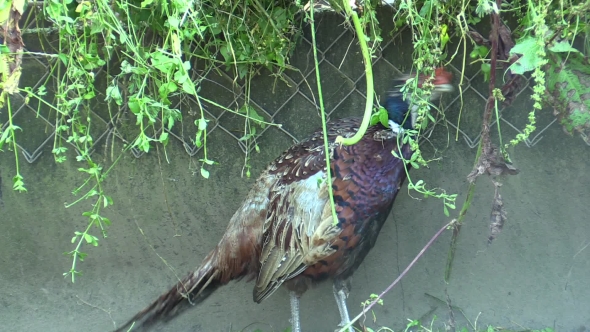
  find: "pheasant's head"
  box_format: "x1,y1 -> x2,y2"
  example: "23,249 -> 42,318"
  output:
385,67 -> 454,132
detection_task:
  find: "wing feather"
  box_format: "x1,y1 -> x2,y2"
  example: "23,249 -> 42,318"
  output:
254,168 -> 341,302
253,117 -> 371,302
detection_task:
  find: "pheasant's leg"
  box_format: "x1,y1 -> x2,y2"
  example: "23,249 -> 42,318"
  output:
289,291 -> 302,332
333,279 -> 354,332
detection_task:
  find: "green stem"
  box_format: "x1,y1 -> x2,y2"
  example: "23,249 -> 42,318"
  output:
68,199 -> 101,283
309,1 -> 338,224
495,98 -> 502,147
7,98 -> 19,170
4,95 -> 26,191
444,137 -> 482,282
335,0 -> 374,146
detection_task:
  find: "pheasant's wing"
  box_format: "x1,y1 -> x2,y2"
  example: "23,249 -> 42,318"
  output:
254,149 -> 339,302
253,119 -> 362,303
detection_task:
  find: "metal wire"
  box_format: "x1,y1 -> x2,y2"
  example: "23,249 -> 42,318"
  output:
2,8 -> 577,165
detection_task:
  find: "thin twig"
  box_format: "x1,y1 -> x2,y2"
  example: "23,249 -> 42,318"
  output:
445,0 -> 503,282
308,0 -> 338,225
340,220 -> 455,332
76,295 -> 117,329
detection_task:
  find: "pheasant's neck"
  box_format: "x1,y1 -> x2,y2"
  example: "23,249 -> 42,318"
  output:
386,96 -> 413,131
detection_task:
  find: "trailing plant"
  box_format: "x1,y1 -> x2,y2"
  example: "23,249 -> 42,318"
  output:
506,0 -> 590,145
1,0 -> 588,285
0,0 -> 301,281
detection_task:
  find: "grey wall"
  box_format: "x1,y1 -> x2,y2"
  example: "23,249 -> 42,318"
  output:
1,8 -> 589,332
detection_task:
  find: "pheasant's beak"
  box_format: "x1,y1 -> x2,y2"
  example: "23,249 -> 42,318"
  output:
434,83 -> 454,93
425,67 -> 454,100
430,83 -> 454,101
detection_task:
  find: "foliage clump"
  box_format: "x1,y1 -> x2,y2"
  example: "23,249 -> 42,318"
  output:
0,0 -> 589,282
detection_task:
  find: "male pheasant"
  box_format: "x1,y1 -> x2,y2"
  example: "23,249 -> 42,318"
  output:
114,68 -> 453,332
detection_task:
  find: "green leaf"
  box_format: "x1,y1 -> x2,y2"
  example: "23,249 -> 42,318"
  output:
130,67 -> 148,75
445,202 -> 456,209
12,174 -> 26,192
371,107 -> 389,127
419,0 -> 432,17
237,65 -> 248,80
182,80 -> 196,95
379,108 -> 389,127
546,53 -> 590,139
159,132 -> 169,145
158,82 -> 177,98
83,90 -> 95,100
195,130 -> 202,148
57,53 -> 69,66
481,63 -> 491,82
83,233 -> 94,244
0,125 -> 12,144
440,24 -> 450,50
103,195 -> 113,207
370,113 -> 379,126
508,37 -> 543,74
471,45 -> 489,59
167,16 -> 180,29
151,52 -> 176,74
0,43 -> 9,54
0,0 -> 12,22
548,41 -> 581,54
197,118 -> 208,130
106,85 -> 122,106
128,99 -> 141,114
220,44 -> 231,63
140,137 -> 150,152
200,167 -> 209,179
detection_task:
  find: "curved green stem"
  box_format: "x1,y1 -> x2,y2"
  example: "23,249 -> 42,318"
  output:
335,1 -> 374,146
309,1 -> 339,225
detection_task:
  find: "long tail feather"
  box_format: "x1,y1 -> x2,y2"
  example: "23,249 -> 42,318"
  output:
113,251 -> 222,332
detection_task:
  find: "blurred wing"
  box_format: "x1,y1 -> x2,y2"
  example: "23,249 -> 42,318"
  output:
252,120 -> 363,302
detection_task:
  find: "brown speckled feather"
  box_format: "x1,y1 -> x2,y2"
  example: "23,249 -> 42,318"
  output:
114,68 -> 453,332
254,117 -> 411,302
114,119 -> 411,332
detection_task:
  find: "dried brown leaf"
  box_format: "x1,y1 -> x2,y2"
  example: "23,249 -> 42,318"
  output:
468,28 -> 490,47
467,145 -> 519,183
488,181 -> 507,244
497,23 -> 514,61
0,2 -> 24,93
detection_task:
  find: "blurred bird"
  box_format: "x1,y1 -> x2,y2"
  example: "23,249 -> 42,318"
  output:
114,68 -> 453,332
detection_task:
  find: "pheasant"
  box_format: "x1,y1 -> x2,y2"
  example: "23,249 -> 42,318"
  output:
114,68 -> 453,332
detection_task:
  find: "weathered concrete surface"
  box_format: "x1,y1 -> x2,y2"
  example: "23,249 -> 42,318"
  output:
1,9 -> 590,332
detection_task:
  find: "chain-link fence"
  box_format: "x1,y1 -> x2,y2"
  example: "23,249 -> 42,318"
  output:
3,6 -> 581,167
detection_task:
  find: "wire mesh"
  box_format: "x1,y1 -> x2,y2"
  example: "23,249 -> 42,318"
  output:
2,6 -> 579,166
